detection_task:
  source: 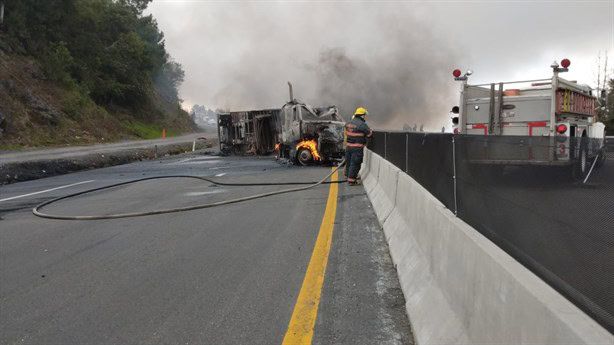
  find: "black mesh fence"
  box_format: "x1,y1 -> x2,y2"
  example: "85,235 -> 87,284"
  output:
370,131 -> 386,158
368,132 -> 455,209
368,131 -> 614,334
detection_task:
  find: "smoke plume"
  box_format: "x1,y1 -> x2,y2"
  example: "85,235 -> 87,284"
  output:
200,3 -> 461,130
147,1 -> 610,131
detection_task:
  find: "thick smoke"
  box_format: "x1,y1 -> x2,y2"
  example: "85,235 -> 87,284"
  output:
199,3 -> 461,131
147,1 -> 610,131
310,45 -> 457,130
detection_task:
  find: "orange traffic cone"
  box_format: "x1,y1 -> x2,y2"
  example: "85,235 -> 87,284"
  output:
162,128 -> 166,139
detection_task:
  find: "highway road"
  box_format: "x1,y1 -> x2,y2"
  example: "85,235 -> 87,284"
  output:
0,133 -> 208,164
0,154 -> 413,344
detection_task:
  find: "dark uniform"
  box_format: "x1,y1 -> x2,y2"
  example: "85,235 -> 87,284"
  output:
344,115 -> 372,184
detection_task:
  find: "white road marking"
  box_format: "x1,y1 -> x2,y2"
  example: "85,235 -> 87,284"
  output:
209,166 -> 231,170
0,180 -> 95,203
215,173 -> 226,177
167,157 -> 220,165
167,160 -> 223,165
183,190 -> 225,196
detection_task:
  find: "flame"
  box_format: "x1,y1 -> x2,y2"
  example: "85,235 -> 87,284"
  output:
274,143 -> 280,151
296,139 -> 321,160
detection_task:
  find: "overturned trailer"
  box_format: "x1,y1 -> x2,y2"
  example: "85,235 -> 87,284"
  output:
217,109 -> 281,155
217,83 -> 345,165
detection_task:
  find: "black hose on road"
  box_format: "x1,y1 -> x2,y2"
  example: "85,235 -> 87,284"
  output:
33,162 -> 346,221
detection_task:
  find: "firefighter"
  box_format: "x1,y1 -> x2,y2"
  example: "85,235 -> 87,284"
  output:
344,107 -> 372,185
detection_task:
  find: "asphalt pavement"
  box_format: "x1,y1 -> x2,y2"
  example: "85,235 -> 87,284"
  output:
0,133 -> 207,164
0,153 -> 413,344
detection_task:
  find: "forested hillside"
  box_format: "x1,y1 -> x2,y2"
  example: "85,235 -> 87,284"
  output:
0,0 -> 196,149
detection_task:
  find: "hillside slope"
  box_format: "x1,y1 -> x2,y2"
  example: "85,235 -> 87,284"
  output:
0,0 -> 197,150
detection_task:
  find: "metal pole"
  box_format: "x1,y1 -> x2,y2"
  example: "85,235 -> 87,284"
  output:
405,133 -> 408,173
459,78 -> 468,134
452,135 -> 458,216
470,78 -> 551,87
583,154 -> 600,184
384,132 -> 387,160
488,83 -> 495,134
549,69 -> 559,161
1,2 -> 5,25
496,82 -> 504,135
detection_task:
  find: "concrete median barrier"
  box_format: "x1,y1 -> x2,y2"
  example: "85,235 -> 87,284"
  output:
361,148 -> 380,195
364,150 -> 614,345
368,157 -> 398,225
359,148 -> 371,179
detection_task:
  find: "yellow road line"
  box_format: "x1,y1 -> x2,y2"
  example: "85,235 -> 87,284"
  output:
282,168 -> 339,345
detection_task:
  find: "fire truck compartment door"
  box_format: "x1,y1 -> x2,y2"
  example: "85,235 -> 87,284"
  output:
466,95 -> 551,124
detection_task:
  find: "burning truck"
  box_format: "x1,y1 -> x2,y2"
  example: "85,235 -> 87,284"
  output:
217,83 -> 345,165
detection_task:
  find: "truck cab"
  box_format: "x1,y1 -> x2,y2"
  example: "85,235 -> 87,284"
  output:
277,100 -> 345,165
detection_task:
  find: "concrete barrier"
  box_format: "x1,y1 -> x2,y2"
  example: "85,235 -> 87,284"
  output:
361,148 -> 380,195
366,158 -> 398,224
362,150 -> 614,345
359,149 -> 371,178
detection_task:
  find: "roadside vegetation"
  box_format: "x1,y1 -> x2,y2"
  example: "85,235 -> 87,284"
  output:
593,51 -> 614,135
0,0 -> 196,150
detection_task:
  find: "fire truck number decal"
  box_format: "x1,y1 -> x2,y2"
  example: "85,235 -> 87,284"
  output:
559,144 -> 566,155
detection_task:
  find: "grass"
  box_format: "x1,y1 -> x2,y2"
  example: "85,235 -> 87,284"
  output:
121,121 -> 179,139
0,143 -> 29,152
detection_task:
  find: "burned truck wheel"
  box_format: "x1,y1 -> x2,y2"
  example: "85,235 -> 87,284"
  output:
297,148 -> 314,166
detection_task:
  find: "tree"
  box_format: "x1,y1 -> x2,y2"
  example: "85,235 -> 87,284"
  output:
42,41 -> 74,86
1,2 -> 5,26
155,59 -> 185,103
594,51 -> 611,123
1,0 -> 195,142
119,0 -> 152,15
606,78 -> 614,134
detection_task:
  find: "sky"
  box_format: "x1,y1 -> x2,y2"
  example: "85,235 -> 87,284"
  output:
147,0 -> 613,131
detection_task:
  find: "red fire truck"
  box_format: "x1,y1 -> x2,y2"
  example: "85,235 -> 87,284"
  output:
451,59 -> 606,178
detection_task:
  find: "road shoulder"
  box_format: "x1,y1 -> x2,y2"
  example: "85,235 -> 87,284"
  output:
313,182 -> 414,345
0,137 -> 216,185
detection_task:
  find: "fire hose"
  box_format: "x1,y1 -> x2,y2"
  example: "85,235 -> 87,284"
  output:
32,160 -> 346,221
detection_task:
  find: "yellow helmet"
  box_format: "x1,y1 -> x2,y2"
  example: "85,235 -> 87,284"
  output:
354,107 -> 368,116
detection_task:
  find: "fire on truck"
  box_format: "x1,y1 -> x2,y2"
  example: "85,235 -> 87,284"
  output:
451,59 -> 606,179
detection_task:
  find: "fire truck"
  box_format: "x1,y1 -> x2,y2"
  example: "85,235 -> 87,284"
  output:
451,59 -> 606,178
